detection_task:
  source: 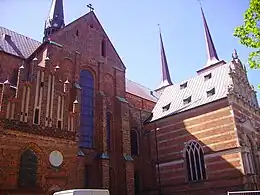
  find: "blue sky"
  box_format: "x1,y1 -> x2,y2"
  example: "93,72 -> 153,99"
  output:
0,0 -> 259,101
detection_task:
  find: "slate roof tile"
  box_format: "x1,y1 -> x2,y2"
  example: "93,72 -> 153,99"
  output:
126,79 -> 160,102
0,26 -> 41,58
150,63 -> 233,122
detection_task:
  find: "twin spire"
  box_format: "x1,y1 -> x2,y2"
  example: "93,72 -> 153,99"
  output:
43,0 -> 65,42
156,6 -> 220,91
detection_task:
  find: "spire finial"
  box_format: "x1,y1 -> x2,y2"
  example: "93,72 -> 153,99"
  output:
43,0 -> 65,42
200,6 -> 220,66
232,48 -> 238,60
156,25 -> 173,91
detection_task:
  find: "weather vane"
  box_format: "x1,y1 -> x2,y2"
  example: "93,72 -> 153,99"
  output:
87,4 -> 94,12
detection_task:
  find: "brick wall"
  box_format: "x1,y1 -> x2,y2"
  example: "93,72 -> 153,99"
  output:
231,100 -> 260,189
144,98 -> 246,195
126,93 -> 155,111
0,52 -> 23,85
0,11 -> 140,195
0,128 -> 81,194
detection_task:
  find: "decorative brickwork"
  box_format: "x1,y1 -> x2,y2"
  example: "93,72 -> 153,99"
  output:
0,10 -> 157,195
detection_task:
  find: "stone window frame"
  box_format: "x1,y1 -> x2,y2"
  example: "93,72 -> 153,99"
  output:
184,140 -> 207,182
242,134 -> 257,175
239,120 -> 259,176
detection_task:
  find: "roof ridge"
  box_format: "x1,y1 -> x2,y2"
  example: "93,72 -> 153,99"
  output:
168,62 -> 229,88
0,26 -> 41,44
126,78 -> 155,92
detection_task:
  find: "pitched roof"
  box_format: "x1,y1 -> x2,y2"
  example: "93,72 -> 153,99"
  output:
0,26 -> 158,102
150,62 -> 233,122
126,79 -> 160,102
0,26 -> 41,59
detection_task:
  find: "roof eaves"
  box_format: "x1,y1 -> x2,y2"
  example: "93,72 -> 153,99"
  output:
26,41 -> 48,61
147,97 -> 228,124
0,50 -> 25,60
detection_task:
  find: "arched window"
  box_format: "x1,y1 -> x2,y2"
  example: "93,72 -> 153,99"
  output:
101,39 -> 106,57
80,70 -> 94,148
106,112 -> 111,150
184,140 -> 206,182
18,149 -> 38,187
131,130 -> 139,156
244,135 -> 256,174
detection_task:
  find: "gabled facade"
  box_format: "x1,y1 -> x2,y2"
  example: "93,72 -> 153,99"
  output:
0,2 -> 157,195
0,2 -> 259,195
143,8 -> 260,195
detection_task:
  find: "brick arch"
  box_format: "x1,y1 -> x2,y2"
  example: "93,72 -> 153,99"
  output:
103,73 -> 114,96
80,65 -> 97,88
18,142 -> 47,188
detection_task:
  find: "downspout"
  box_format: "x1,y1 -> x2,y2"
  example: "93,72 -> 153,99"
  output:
154,123 -> 162,194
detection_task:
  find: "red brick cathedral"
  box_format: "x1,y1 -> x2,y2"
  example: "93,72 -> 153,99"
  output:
0,1 -> 259,195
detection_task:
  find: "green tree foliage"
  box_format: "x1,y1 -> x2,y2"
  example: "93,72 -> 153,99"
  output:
234,0 -> 260,69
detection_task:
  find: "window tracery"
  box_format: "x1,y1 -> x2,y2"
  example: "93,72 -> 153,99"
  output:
184,140 -> 206,182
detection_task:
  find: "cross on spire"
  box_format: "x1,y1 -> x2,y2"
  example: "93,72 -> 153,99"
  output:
87,4 -> 94,12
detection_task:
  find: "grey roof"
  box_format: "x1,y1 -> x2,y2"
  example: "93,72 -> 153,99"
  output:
126,79 -> 160,102
150,62 -> 233,122
0,26 -> 41,58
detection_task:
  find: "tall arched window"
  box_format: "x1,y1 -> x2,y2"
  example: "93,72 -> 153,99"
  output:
244,135 -> 256,174
80,70 -> 94,148
131,130 -> 139,156
184,140 -> 206,182
106,112 -> 111,150
18,149 -> 38,187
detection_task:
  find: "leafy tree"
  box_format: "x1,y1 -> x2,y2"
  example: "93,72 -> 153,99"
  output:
234,0 -> 260,69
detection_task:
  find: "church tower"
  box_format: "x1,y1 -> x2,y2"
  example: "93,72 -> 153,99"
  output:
43,0 -> 65,41
155,27 -> 173,93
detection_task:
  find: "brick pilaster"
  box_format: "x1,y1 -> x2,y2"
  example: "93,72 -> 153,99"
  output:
101,159 -> 109,189
97,91 -> 110,189
117,96 -> 134,195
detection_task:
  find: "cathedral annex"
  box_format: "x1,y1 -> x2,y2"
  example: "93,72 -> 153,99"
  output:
0,1 -> 260,195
